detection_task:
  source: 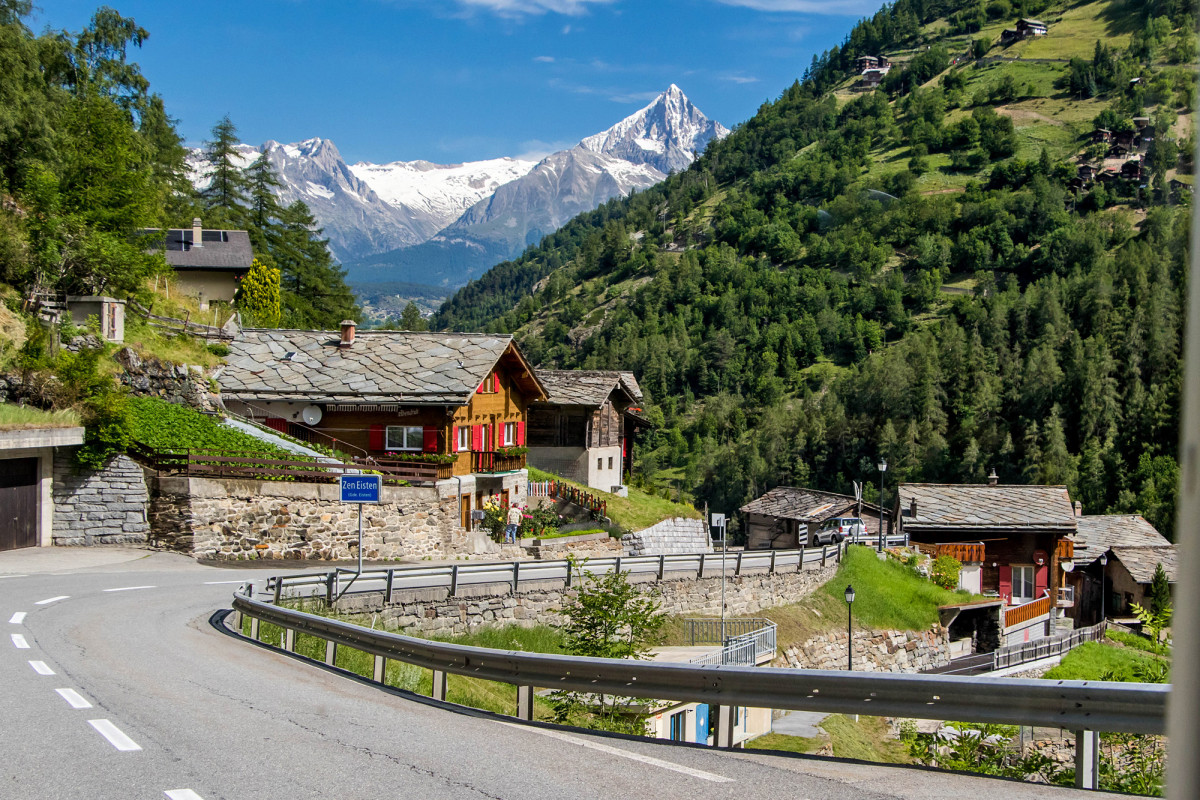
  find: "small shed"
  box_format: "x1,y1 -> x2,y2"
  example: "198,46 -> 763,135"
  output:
65,296 -> 124,342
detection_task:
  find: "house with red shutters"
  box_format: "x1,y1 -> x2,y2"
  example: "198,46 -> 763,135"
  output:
217,322 -> 547,526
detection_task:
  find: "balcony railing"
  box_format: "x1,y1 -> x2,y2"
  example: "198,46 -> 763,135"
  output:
1055,538 -> 1075,560
913,541 -> 985,563
472,451 -> 526,474
1004,593 -> 1054,629
1057,585 -> 1075,607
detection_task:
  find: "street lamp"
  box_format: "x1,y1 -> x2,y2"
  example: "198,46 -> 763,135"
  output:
1098,553 -> 1108,627
845,584 -> 856,671
877,459 -> 888,552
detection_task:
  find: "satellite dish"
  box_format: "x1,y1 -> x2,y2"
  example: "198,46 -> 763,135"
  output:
300,405 -> 323,425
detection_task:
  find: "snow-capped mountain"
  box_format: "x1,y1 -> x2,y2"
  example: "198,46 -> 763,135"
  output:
579,84 -> 729,174
187,85 -> 726,286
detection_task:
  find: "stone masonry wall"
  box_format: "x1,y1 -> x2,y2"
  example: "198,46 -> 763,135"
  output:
622,517 -> 712,556
149,476 -> 480,561
330,560 -> 840,637
115,347 -> 216,411
777,626 -> 952,673
52,451 -> 149,546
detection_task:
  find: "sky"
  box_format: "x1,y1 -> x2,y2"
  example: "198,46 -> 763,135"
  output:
33,0 -> 878,165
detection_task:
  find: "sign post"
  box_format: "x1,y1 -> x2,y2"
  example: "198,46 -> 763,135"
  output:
710,513 -> 727,646
340,474 -> 381,576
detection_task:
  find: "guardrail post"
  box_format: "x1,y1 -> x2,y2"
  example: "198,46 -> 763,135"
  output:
715,705 -> 735,748
373,655 -> 386,683
249,617 -> 260,641
614,556 -> 622,574
797,546 -> 805,571
325,639 -> 336,666
822,545 -> 828,567
735,551 -> 743,576
326,571 -> 336,605
698,553 -> 706,578
283,628 -> 295,653
516,685 -> 534,721
386,569 -> 395,604
450,564 -> 460,596
273,578 -> 282,605
769,549 -> 776,575
1075,729 -> 1099,790
658,554 -> 665,581
512,562 -> 520,594
432,669 -> 447,702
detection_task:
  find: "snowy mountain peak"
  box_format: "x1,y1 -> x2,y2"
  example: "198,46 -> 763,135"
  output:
578,85 -> 729,173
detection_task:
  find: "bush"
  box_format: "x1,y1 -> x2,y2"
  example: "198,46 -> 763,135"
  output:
930,555 -> 962,590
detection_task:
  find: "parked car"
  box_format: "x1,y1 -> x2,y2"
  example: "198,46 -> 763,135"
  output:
813,517 -> 866,545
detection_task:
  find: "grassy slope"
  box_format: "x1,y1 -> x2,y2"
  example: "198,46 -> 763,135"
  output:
527,466 -> 701,531
1042,641 -> 1168,681
0,405 -> 81,430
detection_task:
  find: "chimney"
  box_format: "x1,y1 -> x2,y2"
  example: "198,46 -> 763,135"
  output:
909,497 -> 917,517
1074,500 -> 1083,517
192,217 -> 203,248
988,468 -> 999,486
339,320 -> 357,348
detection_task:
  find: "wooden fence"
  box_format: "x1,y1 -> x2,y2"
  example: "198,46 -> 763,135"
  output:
128,299 -> 235,340
912,541 -> 985,563
527,480 -> 608,517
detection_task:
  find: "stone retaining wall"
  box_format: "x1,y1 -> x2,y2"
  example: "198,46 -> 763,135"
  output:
622,517 -> 711,556
330,560 -> 839,637
778,626 -> 952,673
148,475 -> 488,561
51,451 -> 149,546
523,532 -> 622,559
115,347 -> 216,411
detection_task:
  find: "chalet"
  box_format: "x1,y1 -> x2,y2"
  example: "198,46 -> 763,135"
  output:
1017,18 -> 1048,35
1135,126 -> 1155,153
893,479 -> 1076,622
527,370 -> 644,492
1091,128 -> 1112,144
741,486 -> 882,550
1097,167 -> 1121,184
1132,116 -> 1150,129
856,54 -> 889,71
145,218 -> 254,305
1071,515 -> 1175,625
1076,163 -> 1097,184
1170,177 -> 1194,195
862,68 -> 887,88
1121,159 -> 1143,180
1113,129 -> 1136,149
217,323 -> 547,521
1000,28 -> 1022,46
1108,143 -> 1131,159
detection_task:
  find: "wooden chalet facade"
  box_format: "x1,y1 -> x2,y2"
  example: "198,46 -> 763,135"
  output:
218,323 -> 547,487
1071,514 -> 1175,626
527,370 -> 645,491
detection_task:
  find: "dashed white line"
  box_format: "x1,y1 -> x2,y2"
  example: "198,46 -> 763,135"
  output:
56,688 -> 93,709
88,719 -> 141,751
164,790 -> 205,800
497,721 -> 734,783
29,660 -> 55,675
11,633 -> 29,649
0,574 -> 27,579
103,585 -> 156,593
9,612 -> 26,624
34,596 -> 69,605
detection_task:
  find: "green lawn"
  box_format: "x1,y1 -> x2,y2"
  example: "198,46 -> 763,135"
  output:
527,466 -> 701,532
1042,641 -> 1168,682
1004,0 -> 1136,60
0,404 -> 81,430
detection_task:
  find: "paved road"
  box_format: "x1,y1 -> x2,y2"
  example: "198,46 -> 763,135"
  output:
1,548 -> 1093,799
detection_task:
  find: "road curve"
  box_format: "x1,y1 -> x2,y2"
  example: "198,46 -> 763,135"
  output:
1,549 -> 1091,800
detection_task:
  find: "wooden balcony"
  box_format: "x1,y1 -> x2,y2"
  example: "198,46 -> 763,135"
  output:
1004,594 -> 1054,629
912,541 -> 985,563
471,451 -> 527,474
1057,585 -> 1075,608
1055,538 -> 1074,560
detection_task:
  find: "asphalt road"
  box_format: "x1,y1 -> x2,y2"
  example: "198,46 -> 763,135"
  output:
0,549 -> 1093,800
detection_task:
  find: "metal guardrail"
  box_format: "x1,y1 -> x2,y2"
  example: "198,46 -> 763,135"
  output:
228,585 -> 1168,790
993,621 -> 1107,671
265,544 -> 849,604
684,620 -> 777,667
684,617 -> 773,645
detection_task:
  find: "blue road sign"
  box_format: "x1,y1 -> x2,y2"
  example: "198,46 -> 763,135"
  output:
340,474 -> 381,504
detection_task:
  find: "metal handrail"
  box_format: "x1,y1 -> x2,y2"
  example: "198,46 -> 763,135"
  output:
229,587 -> 1168,736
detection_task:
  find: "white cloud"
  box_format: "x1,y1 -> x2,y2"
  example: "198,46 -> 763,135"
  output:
453,0 -> 615,16
515,139 -> 576,160
719,73 -> 760,84
534,55 -> 556,62
712,0 -> 880,14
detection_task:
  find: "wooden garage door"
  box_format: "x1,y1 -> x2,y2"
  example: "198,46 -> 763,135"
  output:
0,458 -> 38,551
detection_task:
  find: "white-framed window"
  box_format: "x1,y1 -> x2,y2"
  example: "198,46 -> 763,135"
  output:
457,426 -> 470,452
1012,565 -> 1035,603
386,425 -> 423,451
597,457 -> 603,470
503,422 -> 516,446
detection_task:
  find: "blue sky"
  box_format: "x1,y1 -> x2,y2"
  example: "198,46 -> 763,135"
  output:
33,1 -> 876,165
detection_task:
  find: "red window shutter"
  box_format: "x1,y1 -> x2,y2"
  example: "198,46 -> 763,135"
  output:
369,424 -> 384,451
423,426 -> 438,453
493,373 -> 500,393
451,425 -> 459,452
479,380 -> 486,394
998,566 -> 1012,604
472,424 -> 482,452
495,422 -> 503,449
516,420 -> 525,446
1035,561 -> 1049,598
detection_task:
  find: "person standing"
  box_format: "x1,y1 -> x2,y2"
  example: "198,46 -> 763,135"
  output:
505,503 -> 522,544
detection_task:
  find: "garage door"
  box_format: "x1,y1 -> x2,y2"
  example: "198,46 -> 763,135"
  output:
0,458 -> 38,551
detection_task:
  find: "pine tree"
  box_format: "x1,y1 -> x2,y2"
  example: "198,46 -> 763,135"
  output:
245,151 -> 282,232
200,115 -> 249,224
1148,562 -> 1171,617
398,301 -> 428,331
272,200 -> 359,328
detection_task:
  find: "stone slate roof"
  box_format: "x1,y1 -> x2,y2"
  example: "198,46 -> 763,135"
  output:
1076,515 -> 1170,553
219,329 -> 527,405
535,370 -> 643,407
898,484 -> 1076,532
1109,546 -> 1178,584
146,228 -> 254,270
740,486 -> 861,523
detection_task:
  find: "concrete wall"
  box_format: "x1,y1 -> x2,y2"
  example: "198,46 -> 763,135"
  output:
622,517 -> 712,556
778,626 -> 952,673
527,444 -> 623,491
148,475 -> 493,561
0,427 -> 86,548
52,451 -> 149,546
174,270 -> 239,302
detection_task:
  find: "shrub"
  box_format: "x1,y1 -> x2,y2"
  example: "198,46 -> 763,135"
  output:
930,555 -> 962,590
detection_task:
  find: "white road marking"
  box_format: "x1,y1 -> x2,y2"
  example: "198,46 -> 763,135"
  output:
103,585 -> 156,592
498,722 -> 733,783
88,719 -> 142,751
29,660 -> 55,675
11,633 -> 29,649
34,596 -> 69,605
203,580 -> 251,585
164,790 -> 205,800
9,612 -> 26,624
0,574 -> 27,579
56,688 -> 93,709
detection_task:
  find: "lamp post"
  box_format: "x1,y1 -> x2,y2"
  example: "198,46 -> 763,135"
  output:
877,459 -> 888,552
1098,553 -> 1108,627
845,584 -> 856,671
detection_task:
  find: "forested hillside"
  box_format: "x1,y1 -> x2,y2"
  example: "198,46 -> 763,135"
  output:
434,0 -> 1195,538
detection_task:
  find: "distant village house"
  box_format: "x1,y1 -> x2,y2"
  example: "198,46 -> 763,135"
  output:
145,218 -> 254,306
